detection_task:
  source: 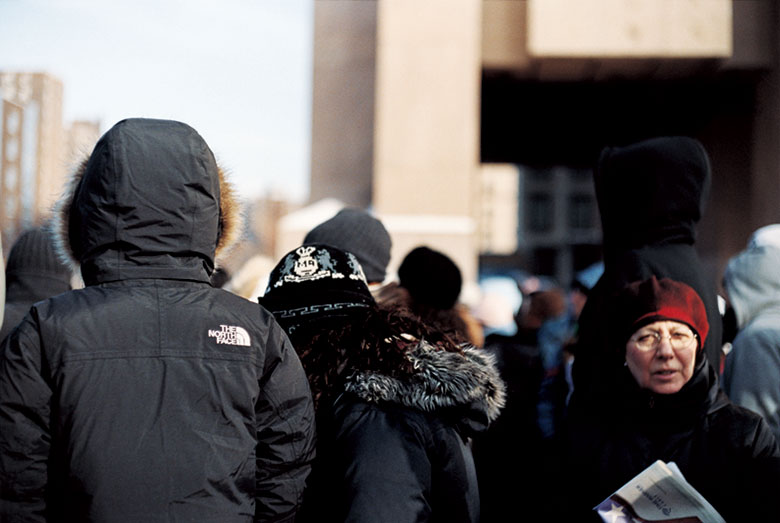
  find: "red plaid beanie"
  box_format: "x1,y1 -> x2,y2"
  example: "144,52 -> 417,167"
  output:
616,276 -> 709,350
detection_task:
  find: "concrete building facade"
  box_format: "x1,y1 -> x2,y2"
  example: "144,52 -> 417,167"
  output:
308,0 -> 780,288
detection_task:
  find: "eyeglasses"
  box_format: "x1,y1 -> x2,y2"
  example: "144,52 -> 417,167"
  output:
630,329 -> 698,351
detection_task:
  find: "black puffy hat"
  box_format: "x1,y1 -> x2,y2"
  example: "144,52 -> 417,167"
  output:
259,244 -> 376,333
595,136 -> 711,249
6,227 -> 71,281
398,246 -> 462,309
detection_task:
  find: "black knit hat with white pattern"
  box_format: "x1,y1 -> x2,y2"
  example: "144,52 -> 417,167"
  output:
259,244 -> 376,333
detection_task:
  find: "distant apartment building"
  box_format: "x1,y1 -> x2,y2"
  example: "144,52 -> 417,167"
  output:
1,72 -> 64,247
0,72 -> 99,253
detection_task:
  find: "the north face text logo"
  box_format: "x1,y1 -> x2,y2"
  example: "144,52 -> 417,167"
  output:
208,325 -> 251,346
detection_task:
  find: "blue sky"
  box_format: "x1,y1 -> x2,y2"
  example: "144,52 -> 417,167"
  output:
0,0 -> 314,201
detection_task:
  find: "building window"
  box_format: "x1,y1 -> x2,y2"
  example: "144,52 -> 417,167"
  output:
530,167 -> 554,182
528,192 -> 553,232
568,194 -> 594,230
568,167 -> 592,182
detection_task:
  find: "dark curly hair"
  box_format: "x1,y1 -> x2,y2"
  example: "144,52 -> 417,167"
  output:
287,303 -> 463,411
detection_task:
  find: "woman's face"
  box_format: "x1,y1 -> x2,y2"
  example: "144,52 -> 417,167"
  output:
625,320 -> 698,395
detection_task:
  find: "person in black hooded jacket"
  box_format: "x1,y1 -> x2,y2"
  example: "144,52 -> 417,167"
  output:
563,276 -> 780,521
0,227 -> 72,343
259,244 -> 505,523
569,136 -> 723,414
0,118 -> 316,522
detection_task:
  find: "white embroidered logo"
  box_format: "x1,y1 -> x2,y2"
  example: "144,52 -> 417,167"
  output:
208,325 -> 251,346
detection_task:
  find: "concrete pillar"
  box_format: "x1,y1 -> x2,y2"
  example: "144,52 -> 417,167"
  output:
372,0 -> 482,283
309,1 -> 377,208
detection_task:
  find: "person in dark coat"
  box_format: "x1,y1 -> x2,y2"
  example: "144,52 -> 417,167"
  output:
0,227 -> 72,342
0,118 -> 316,522
376,245 -> 481,346
569,136 -> 723,413
563,276 -> 780,521
259,244 -> 505,523
0,231 -> 4,330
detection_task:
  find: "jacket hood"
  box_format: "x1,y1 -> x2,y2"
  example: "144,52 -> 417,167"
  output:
723,245 -> 780,330
595,136 -> 711,250
343,341 -> 505,430
53,118 -> 241,285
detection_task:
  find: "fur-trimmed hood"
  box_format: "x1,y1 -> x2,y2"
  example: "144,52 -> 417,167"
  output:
52,118 -> 241,285
344,341 -> 505,428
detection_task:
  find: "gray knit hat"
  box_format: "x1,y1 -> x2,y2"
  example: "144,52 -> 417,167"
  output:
303,208 -> 391,283
6,227 -> 72,281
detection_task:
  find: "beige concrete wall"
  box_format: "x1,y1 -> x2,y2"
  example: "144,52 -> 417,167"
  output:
727,0 -> 776,69
372,0 -> 482,283
483,0 -> 733,78
482,0 -> 530,71
527,0 -> 731,58
478,164 -> 519,255
309,1 -> 377,208
373,0 -> 482,216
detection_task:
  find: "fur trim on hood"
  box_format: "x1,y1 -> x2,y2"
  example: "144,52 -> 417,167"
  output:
344,341 -> 505,423
50,118 -> 242,281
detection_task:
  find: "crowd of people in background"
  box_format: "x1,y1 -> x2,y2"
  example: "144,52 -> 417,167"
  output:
0,118 -> 778,521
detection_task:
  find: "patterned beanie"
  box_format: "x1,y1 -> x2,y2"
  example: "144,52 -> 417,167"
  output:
615,276 -> 709,351
303,208 -> 391,283
259,244 -> 376,333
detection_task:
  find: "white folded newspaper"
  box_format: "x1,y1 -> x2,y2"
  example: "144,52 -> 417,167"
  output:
594,460 -> 726,522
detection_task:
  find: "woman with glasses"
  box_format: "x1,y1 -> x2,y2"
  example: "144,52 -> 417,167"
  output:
561,276 -> 780,521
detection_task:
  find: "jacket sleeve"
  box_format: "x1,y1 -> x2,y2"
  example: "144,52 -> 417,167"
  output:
723,327 -> 780,439
741,416 -> 780,520
0,314 -> 51,522
0,231 -> 4,328
334,405 -> 432,523
253,318 -> 316,523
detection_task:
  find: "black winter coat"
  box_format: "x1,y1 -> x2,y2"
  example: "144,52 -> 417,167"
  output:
571,137 -> 723,409
0,119 -> 316,522
297,342 -> 505,523
564,356 -> 780,522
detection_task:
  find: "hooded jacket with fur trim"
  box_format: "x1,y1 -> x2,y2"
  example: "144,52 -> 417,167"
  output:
297,340 -> 504,523
0,118 -> 316,522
